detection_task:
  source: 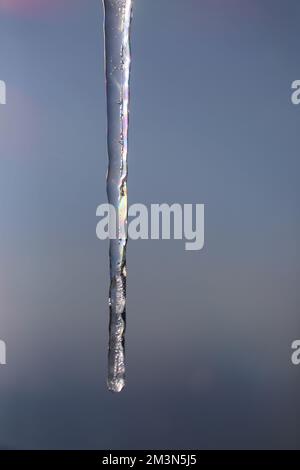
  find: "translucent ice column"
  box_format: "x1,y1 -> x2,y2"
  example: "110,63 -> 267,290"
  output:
103,0 -> 133,392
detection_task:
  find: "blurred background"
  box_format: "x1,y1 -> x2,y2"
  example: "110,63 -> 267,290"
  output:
0,0 -> 299,449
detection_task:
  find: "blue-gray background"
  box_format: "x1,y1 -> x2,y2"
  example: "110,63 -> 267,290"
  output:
0,0 -> 299,449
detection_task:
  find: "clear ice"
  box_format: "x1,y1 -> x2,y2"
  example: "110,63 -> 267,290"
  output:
103,0 -> 133,392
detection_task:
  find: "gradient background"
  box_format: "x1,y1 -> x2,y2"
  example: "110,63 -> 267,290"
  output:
0,0 -> 300,449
